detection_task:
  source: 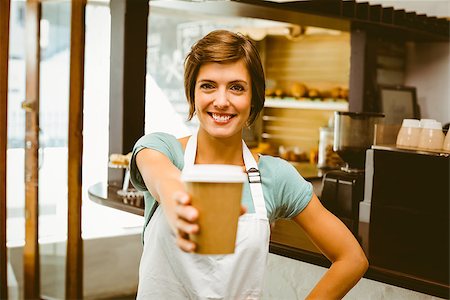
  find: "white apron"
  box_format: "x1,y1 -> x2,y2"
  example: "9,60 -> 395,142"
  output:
137,132 -> 270,300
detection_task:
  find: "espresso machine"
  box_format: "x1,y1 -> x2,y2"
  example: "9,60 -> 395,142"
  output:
320,112 -> 384,236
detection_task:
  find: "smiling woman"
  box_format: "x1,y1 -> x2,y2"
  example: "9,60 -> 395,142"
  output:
130,30 -> 368,299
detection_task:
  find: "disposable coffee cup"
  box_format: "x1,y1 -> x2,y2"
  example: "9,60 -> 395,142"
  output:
181,164 -> 246,254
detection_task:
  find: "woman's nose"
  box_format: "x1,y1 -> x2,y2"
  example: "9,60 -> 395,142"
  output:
213,89 -> 229,109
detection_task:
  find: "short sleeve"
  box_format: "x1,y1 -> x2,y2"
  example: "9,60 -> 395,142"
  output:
271,158 -> 313,219
129,132 -> 183,192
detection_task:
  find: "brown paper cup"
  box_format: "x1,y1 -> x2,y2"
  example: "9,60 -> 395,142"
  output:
181,165 -> 246,254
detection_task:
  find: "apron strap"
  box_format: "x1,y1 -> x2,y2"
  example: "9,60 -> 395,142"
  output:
242,142 -> 267,218
183,131 -> 197,167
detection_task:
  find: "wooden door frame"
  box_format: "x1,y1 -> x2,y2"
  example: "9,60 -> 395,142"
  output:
23,1 -> 41,298
0,0 -> 11,298
66,0 -> 87,298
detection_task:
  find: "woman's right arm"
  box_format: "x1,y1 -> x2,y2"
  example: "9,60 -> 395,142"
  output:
135,148 -> 199,252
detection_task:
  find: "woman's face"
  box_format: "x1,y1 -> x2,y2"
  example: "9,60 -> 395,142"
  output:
194,59 -> 252,140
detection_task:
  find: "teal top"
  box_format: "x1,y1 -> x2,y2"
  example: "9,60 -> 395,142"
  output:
130,132 -> 313,234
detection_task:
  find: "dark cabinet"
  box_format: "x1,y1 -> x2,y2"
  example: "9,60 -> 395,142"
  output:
369,148 -> 449,286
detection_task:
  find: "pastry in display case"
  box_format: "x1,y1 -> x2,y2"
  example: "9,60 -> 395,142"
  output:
109,152 -> 144,207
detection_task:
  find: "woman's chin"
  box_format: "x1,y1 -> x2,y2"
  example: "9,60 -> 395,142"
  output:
203,126 -> 242,140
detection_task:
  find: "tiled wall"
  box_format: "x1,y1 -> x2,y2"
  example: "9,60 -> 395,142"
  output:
263,253 -> 442,299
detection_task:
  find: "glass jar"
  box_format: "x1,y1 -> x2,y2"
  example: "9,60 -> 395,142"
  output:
318,126 -> 343,169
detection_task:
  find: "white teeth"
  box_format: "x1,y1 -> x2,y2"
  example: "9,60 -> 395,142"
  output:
212,113 -> 232,122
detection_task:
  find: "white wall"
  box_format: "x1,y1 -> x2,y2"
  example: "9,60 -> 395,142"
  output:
360,1 -> 450,125
405,42 -> 450,125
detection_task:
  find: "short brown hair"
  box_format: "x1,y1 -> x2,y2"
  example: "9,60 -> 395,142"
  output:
184,30 -> 265,125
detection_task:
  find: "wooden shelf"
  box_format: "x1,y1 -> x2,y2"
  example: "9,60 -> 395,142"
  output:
265,98 -> 348,111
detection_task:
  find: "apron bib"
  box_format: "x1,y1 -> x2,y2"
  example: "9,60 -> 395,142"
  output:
137,132 -> 270,299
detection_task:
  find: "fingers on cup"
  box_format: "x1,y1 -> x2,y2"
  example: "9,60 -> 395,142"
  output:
176,217 -> 199,235
176,235 -> 196,253
240,204 -> 247,216
175,216 -> 199,253
174,191 -> 191,205
176,205 -> 198,222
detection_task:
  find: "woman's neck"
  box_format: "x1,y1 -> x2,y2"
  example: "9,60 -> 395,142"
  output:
195,128 -> 244,166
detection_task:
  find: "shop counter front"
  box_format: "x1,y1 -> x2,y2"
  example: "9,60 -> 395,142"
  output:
88,181 -> 449,298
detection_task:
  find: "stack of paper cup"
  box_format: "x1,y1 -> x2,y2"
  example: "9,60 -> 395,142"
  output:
443,131 -> 450,152
396,119 -> 421,148
417,119 -> 445,151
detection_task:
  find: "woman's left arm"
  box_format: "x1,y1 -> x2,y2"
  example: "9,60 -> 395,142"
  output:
293,194 -> 369,299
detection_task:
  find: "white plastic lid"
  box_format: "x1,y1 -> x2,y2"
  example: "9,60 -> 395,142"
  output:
420,119 -> 436,128
401,119 -> 420,128
429,121 -> 443,130
181,164 -> 246,183
421,119 -> 442,130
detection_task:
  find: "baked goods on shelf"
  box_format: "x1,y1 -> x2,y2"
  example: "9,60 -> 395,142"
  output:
109,152 -> 132,168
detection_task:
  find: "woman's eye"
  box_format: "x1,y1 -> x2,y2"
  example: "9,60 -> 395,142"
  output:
230,84 -> 244,92
200,83 -> 214,89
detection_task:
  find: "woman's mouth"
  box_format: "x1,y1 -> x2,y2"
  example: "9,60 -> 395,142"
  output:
208,112 -> 236,123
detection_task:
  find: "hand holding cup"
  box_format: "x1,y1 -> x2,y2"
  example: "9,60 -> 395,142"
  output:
173,191 -> 199,252
173,187 -> 248,253
180,165 -> 246,254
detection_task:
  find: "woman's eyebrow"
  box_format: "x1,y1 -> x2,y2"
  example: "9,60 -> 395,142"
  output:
197,79 -> 216,83
196,79 -> 249,85
229,80 -> 248,85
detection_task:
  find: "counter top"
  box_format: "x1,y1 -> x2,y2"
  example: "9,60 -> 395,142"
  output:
88,182 -> 449,298
88,182 -> 144,216
372,144 -> 450,157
